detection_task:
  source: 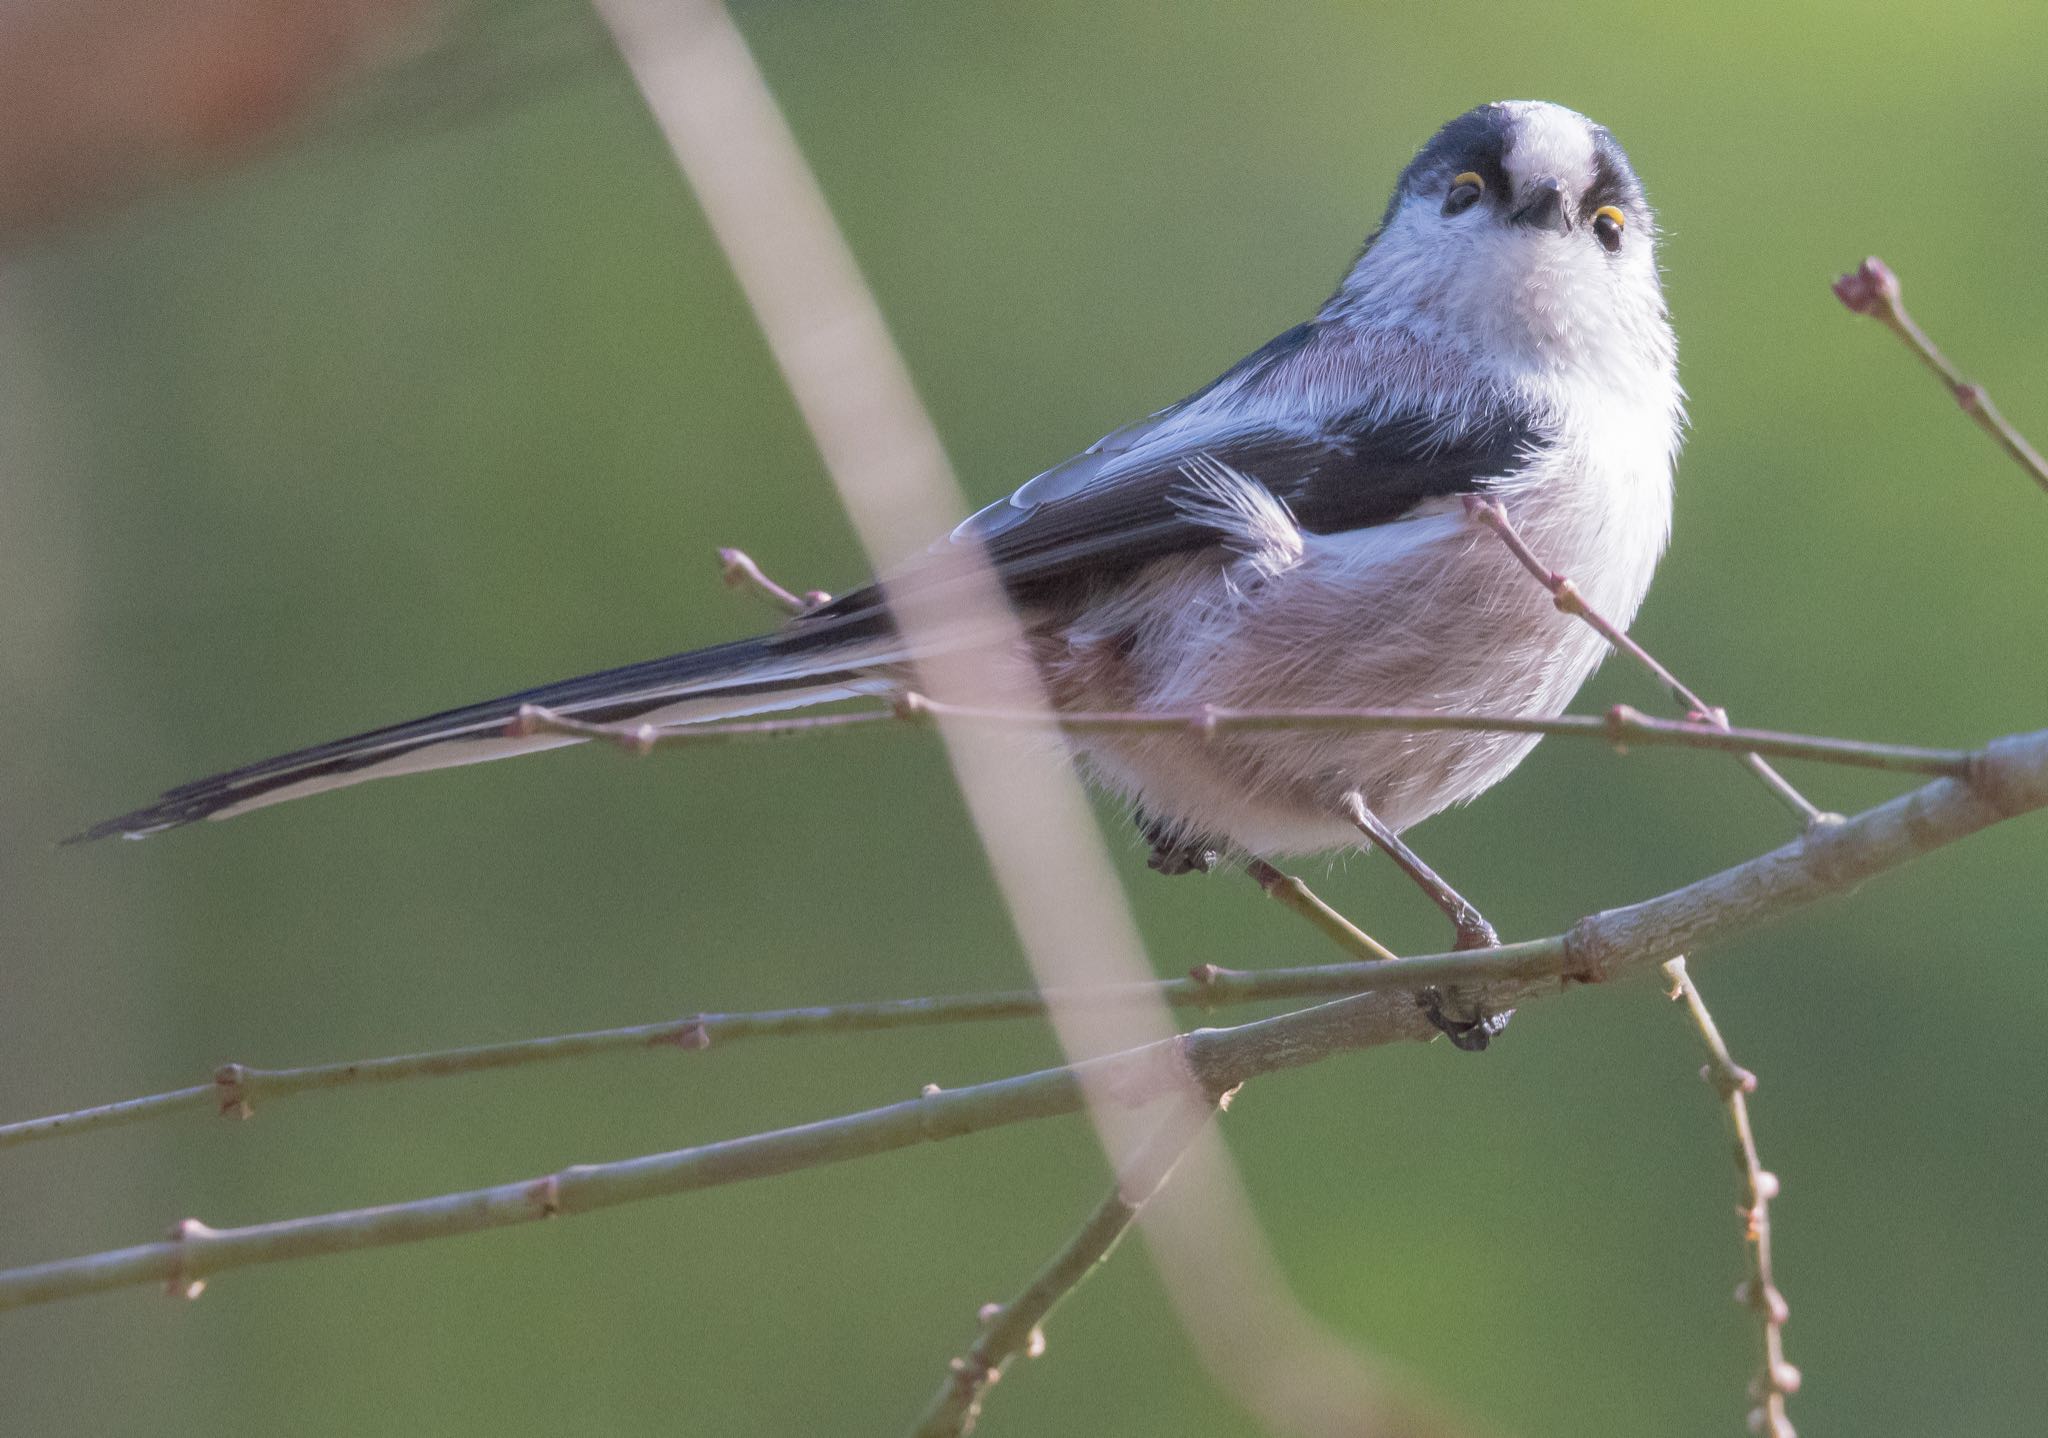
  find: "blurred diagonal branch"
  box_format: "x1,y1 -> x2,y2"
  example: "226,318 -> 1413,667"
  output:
590,2 -> 1444,1433
6,722 -> 2046,1314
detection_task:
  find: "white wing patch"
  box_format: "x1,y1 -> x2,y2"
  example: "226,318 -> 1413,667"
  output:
1170,454 -> 1305,581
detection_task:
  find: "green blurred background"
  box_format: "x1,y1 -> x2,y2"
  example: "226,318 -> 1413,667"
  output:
4,1 -> 2046,1433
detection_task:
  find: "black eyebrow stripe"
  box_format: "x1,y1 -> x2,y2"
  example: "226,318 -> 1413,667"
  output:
1384,103 -> 1513,224
1581,126 -> 1645,218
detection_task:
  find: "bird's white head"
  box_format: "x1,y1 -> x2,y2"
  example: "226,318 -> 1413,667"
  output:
1333,101 -> 1674,398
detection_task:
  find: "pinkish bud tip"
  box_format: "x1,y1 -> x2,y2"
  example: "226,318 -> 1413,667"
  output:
1832,256 -> 1899,316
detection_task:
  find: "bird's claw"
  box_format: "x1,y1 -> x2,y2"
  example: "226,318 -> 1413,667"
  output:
1417,986 -> 1513,1052
1147,843 -> 1221,876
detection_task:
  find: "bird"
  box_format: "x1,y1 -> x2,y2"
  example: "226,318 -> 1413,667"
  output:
75,100 -> 1682,1037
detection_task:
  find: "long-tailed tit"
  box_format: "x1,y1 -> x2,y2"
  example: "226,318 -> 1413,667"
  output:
78,101 -> 1683,1034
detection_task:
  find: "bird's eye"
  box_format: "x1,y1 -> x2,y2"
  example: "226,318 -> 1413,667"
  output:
1592,205 -> 1626,253
1442,171 -> 1485,216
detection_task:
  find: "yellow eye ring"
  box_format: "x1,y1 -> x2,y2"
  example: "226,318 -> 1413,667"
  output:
1592,205 -> 1626,252
1443,171 -> 1486,216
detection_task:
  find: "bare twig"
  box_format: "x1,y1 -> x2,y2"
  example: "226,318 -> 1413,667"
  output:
7,723 -> 2044,1313
716,545 -> 829,615
1244,859 -> 1400,963
4,950 -> 1544,1151
1834,256 -> 2048,496
1662,958 -> 1798,1438
506,702 -> 892,755
911,1093 -> 1219,1438
505,697 -> 1976,780
1464,497 -> 1831,826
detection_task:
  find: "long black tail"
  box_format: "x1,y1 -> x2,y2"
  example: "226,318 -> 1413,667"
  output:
70,625 -> 890,842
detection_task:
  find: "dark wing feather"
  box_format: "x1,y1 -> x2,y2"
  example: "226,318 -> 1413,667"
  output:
981,410 -> 1538,603
809,401 -> 1542,628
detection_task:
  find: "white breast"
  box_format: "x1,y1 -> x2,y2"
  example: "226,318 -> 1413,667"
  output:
1063,369 -> 1679,858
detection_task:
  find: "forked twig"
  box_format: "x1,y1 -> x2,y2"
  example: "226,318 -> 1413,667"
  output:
1464,497 -> 1831,827
1834,256 -> 2048,496
911,1094 -> 1220,1438
1663,959 -> 1798,1438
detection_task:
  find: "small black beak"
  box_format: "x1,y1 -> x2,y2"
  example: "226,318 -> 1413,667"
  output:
1512,177 -> 1572,235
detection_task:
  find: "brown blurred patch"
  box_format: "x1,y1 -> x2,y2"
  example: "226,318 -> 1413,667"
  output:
0,0 -> 435,237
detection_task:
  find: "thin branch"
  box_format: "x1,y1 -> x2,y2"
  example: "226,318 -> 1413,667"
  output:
6,724 -> 2044,1313
3,954 -> 1530,1151
0,1083 -> 227,1148
1662,958 -> 1799,1438
1244,859 -> 1400,963
717,544 -> 830,615
1464,497 -> 1830,826
602,7 -> 1432,1419
0,721 -> 1998,1163
910,1093 -> 1219,1438
505,697 -> 1976,780
1834,256 -> 2048,497
506,703 -> 894,755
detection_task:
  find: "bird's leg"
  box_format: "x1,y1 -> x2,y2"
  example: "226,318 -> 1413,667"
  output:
1338,791 -> 1511,1051
1339,792 -> 1497,949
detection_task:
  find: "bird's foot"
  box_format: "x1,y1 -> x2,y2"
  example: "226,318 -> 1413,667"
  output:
1417,986 -> 1513,1052
1147,841 -> 1221,876
1137,810 -> 1222,876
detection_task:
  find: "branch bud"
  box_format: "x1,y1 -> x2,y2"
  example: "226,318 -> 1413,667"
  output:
1832,256 -> 1899,317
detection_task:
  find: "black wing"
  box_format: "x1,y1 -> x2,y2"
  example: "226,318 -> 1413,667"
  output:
808,398 -> 1543,631
969,409 -> 1539,605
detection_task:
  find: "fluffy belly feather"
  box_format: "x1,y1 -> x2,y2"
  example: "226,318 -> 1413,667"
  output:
1049,471 -> 1664,858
